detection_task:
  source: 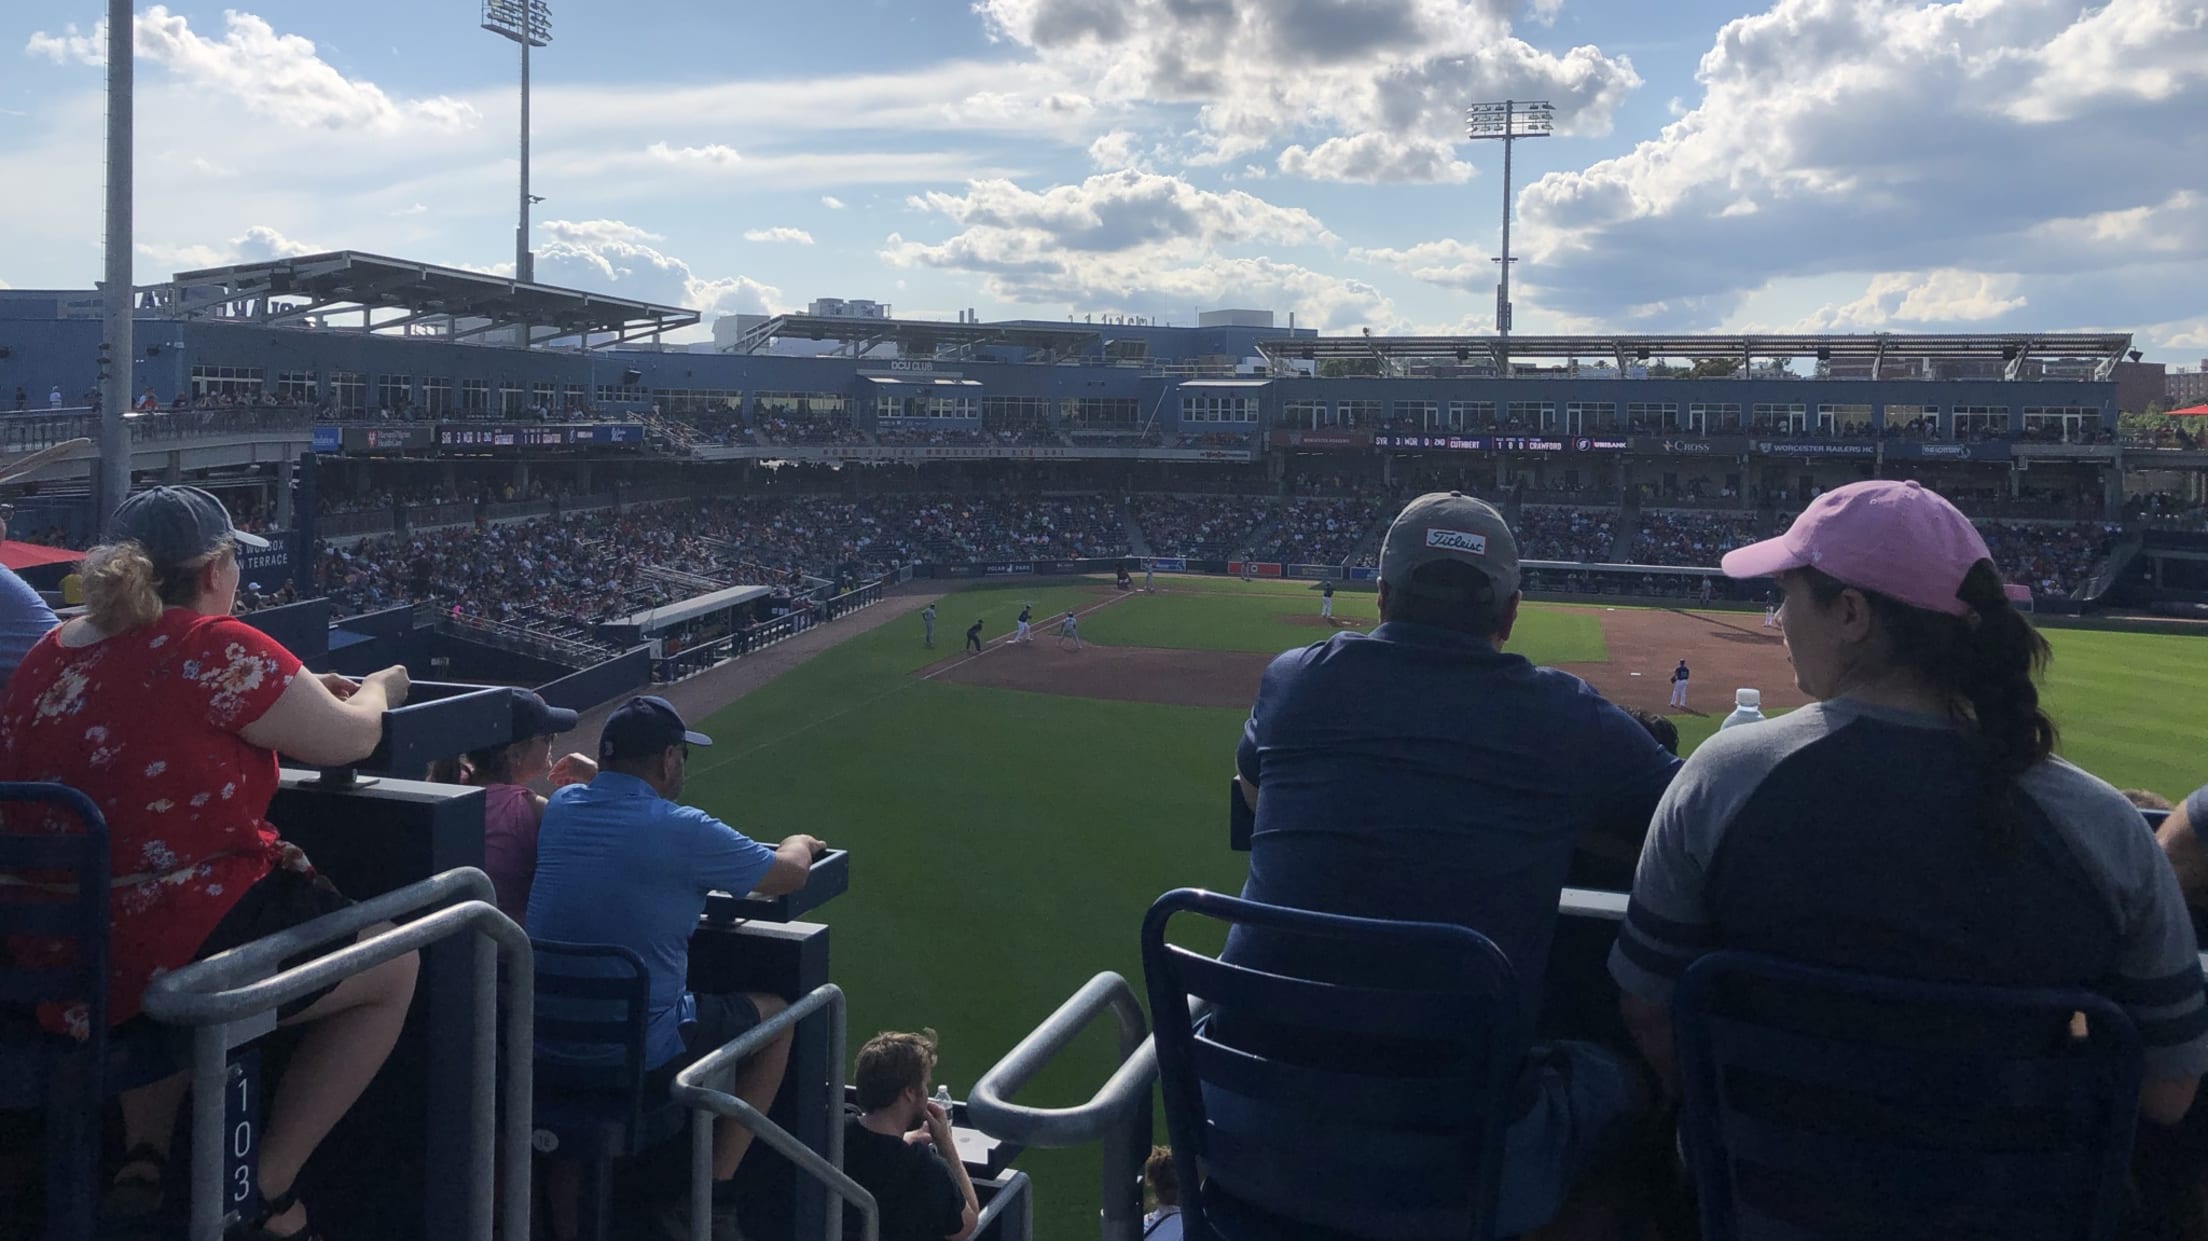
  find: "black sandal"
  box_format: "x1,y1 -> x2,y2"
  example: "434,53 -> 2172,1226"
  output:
230,1186 -> 323,1241
98,1143 -> 167,1221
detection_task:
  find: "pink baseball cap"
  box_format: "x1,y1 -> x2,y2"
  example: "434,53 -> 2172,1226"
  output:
1720,479 -> 1992,617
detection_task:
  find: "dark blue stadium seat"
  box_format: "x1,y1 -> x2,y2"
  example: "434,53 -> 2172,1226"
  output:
1141,888 -> 1523,1241
0,781 -> 176,1241
530,940 -> 687,1241
1673,950 -> 2144,1241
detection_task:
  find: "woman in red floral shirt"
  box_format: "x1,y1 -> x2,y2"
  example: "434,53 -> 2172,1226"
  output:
1,486 -> 413,1240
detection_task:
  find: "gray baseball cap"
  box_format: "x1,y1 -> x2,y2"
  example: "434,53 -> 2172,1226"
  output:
1378,491 -> 1520,599
107,485 -> 269,565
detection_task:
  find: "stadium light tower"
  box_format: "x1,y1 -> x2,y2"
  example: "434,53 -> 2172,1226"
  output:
1465,99 -> 1552,377
482,0 -> 552,284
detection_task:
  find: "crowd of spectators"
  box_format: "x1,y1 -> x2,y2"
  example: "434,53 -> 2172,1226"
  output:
874,426 -> 994,448
1629,511 -> 1759,566
1257,497 -> 1382,565
756,412 -> 870,447
1631,476 -> 1742,507
1131,495 -> 1268,559
1515,505 -> 1618,562
1976,520 -> 2122,597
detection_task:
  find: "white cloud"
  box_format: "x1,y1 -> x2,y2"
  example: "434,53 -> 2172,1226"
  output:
821,196 -> 847,210
975,0 -> 1639,169
534,218 -> 783,319
1350,238 -> 1492,292
1796,270 -> 2030,331
1277,133 -> 1474,184
1515,0 -> 2208,332
881,171 -> 1390,330
743,227 -> 816,245
391,203 -> 429,217
28,6 -> 477,131
1086,129 -> 1149,171
136,223 -> 320,273
646,141 -> 743,167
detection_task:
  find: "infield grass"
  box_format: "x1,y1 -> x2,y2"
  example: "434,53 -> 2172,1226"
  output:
676,577 -> 2208,1236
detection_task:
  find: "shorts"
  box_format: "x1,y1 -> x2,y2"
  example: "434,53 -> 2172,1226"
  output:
645,991 -> 764,1097
1494,1040 -> 1641,1235
191,866 -> 357,1021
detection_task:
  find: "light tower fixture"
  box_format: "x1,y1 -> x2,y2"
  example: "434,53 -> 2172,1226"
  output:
1465,99 -> 1552,376
483,0 -> 552,284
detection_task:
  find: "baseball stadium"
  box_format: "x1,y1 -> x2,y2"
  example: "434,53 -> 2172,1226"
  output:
12,7 -> 2208,1241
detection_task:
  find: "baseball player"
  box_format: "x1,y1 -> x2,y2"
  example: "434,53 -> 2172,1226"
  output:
1698,576 -> 1713,606
922,603 -> 937,648
1320,579 -> 1335,621
1763,591 -> 1779,628
1144,559 -> 1154,592
1014,603 -> 1033,643
1056,609 -> 1082,650
964,618 -> 984,654
1669,659 -> 1691,709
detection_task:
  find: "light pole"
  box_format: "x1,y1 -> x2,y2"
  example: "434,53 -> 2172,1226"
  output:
1465,99 -> 1552,377
97,0 -> 134,527
482,0 -> 552,284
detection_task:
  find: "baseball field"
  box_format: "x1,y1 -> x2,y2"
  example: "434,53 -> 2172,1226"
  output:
674,575 -> 2208,1235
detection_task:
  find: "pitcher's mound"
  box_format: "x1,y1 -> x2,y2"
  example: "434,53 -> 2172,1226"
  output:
923,643 -> 1268,709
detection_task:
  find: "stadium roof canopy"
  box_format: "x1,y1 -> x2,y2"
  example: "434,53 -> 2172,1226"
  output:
1254,331 -> 2139,381
141,251 -> 700,349
722,313 -> 1101,361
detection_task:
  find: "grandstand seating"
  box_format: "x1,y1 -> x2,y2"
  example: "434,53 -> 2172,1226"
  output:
1515,505 -> 1618,562
530,941 -> 688,1241
1674,951 -> 2143,1241
1142,890 -> 1521,1241
1630,510 -> 1758,566
1130,495 -> 1269,560
1255,497 -> 1383,566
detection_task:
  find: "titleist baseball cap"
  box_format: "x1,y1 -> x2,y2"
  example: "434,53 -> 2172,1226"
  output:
108,485 -> 270,564
1379,491 -> 1520,599
1721,479 -> 1991,618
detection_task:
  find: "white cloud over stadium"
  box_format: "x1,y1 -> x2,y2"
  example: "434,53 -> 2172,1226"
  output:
6,0 -> 2208,357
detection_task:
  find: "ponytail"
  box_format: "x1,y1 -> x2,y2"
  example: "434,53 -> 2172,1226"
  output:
426,741 -> 522,787
1804,562 -> 2056,847
82,536 -> 237,635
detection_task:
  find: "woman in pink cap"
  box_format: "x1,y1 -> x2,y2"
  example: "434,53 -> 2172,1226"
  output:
1609,479 -> 2207,1132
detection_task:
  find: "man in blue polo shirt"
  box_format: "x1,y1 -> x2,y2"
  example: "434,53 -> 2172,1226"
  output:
1228,491 -> 1681,1236
529,695 -> 825,1234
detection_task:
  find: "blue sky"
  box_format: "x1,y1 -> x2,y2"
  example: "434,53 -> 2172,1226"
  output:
4,0 -> 2205,360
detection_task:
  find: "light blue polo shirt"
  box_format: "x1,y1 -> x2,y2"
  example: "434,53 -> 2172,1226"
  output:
0,567 -> 58,693
527,772 -> 777,1067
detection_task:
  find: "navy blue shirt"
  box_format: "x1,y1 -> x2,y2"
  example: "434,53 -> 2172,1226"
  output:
1230,621 -> 1681,1015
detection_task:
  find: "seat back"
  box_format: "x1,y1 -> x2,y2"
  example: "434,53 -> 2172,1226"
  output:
0,782 -> 111,1034
530,940 -> 652,1140
1673,950 -> 2145,1241
1140,888 -> 1523,1241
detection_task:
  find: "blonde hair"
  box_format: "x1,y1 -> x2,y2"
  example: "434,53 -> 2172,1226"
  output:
80,537 -> 230,634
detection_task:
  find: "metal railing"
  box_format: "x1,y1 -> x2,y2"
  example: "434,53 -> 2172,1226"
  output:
671,984 -> 872,1241
140,868 -> 533,1241
968,972 -> 1157,1241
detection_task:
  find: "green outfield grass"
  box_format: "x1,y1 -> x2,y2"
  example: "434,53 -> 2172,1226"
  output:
675,578 -> 2208,1235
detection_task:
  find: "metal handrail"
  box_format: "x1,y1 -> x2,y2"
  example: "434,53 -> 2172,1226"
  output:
141,867 -> 533,1241
670,983 -> 872,1241
967,972 -> 1157,1241
975,1170 -> 1034,1238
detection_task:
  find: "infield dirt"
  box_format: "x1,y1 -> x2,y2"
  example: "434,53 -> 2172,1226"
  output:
922,602 -> 1814,716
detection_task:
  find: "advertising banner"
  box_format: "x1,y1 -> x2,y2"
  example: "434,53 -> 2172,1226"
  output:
1752,440 -> 1877,458
311,426 -> 342,453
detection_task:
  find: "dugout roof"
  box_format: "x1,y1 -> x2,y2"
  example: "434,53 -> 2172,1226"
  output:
722,313 -> 1101,361
142,251 -> 700,349
1255,332 -> 2139,381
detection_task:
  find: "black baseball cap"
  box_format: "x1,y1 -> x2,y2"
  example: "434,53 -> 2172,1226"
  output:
506,688 -> 578,744
598,695 -> 711,763
108,485 -> 269,565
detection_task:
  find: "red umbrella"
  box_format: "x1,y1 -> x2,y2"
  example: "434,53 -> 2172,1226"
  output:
0,541 -> 82,571
2169,403 -> 2208,417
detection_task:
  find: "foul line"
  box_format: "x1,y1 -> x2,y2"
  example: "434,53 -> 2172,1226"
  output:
684,589 -> 1140,779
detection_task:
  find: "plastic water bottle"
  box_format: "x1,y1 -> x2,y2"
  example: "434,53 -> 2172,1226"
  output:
932,1084 -> 954,1122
